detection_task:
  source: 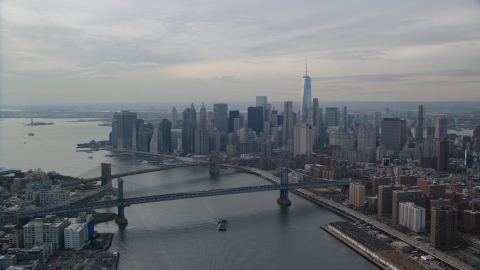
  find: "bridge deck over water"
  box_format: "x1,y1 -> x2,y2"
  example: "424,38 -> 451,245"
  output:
21,165 -> 357,217
62,158 -> 259,187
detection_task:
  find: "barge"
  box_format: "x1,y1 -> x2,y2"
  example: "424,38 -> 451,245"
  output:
218,220 -> 228,231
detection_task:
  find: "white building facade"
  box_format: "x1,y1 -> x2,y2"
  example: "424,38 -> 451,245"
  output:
23,216 -> 70,251
64,223 -> 88,250
398,202 -> 426,233
293,123 -> 315,156
39,185 -> 70,207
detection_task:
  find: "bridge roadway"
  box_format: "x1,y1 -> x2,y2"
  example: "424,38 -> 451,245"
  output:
61,163 -> 206,187
20,181 -> 350,217
62,158 -> 260,187
225,164 -> 367,186
229,166 -> 472,270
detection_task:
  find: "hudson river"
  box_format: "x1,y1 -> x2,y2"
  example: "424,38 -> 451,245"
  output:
0,118 -> 383,269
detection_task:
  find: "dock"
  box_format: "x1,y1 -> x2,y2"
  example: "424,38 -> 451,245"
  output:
321,222 -> 427,270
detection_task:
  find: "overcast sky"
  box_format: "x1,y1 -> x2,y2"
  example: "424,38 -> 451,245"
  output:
1,0 -> 480,105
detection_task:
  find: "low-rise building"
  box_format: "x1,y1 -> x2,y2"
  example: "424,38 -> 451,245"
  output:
39,185 -> 70,207
0,255 -> 16,270
6,243 -> 52,265
5,230 -> 23,248
392,241 -> 411,253
23,216 -> 69,251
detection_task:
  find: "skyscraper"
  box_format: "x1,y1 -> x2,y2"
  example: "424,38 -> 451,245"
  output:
266,103 -> 271,122
190,103 -> 197,131
256,96 -> 267,122
293,123 -> 314,156
282,101 -> 293,148
380,118 -> 406,154
195,129 -> 210,154
248,106 -> 263,134
170,129 -> 182,151
213,103 -> 228,132
473,125 -> 480,151
233,117 -> 241,134
131,122 -> 137,151
207,111 -> 213,123
349,182 -> 365,210
325,107 -> 340,128
138,123 -> 153,152
172,107 -> 178,129
182,108 -> 194,154
392,189 -> 422,224
228,110 -> 240,133
342,106 -> 348,132
132,119 -> 144,151
116,111 -> 137,149
374,111 -> 382,126
312,98 -> 320,142
159,119 -> 171,154
416,105 -> 424,143
318,107 -> 325,145
150,127 -> 159,154
431,207 -> 457,248
358,123 -> 376,161
437,138 -> 449,172
398,202 -> 426,233
435,117 -> 447,139
199,102 -> 207,130
300,62 -> 311,122
112,112 -> 118,148
271,110 -> 278,126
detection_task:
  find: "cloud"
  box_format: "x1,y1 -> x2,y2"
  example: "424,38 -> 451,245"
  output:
94,76 -> 117,79
321,50 -> 386,61
2,0 -> 480,104
316,69 -> 480,84
213,76 -> 236,82
133,62 -> 160,68
319,85 -> 363,93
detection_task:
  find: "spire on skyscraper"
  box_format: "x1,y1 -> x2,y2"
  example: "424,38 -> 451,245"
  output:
306,60 -> 307,76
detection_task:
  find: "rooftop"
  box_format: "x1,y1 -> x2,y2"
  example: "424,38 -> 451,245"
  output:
376,250 -> 427,269
328,222 -> 394,252
65,223 -> 84,233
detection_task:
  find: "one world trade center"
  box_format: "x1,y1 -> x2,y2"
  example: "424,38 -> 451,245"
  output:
300,61 -> 311,121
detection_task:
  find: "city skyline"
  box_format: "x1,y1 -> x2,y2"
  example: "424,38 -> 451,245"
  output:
2,1 -> 480,105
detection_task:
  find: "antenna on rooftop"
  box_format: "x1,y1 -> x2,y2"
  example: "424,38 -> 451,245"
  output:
305,60 -> 308,76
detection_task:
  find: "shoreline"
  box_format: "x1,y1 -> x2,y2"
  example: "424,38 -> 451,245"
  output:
321,225 -> 385,269
95,216 -> 116,225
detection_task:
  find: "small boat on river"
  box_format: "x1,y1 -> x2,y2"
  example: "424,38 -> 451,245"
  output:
218,220 -> 228,231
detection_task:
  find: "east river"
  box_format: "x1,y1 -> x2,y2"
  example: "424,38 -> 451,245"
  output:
0,118 -> 408,269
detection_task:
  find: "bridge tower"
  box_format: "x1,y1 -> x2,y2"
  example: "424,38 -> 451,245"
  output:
115,178 -> 128,225
209,151 -> 219,174
277,167 -> 291,205
101,163 -> 112,186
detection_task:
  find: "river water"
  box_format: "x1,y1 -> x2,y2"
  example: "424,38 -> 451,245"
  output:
0,118 -> 378,269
